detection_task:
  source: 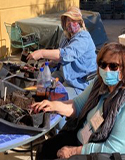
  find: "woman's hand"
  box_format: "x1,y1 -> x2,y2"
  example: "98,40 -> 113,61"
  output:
57,146 -> 82,159
27,50 -> 43,60
27,49 -> 60,61
30,100 -> 56,113
30,99 -> 75,117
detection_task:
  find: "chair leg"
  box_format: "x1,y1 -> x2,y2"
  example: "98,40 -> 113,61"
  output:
30,142 -> 34,160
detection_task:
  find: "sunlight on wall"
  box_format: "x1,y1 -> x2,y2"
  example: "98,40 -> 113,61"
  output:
0,0 -> 79,58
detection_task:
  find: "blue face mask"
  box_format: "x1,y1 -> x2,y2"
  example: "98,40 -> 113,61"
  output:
99,67 -> 121,86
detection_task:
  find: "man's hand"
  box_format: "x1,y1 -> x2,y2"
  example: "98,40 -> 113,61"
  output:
57,146 -> 82,159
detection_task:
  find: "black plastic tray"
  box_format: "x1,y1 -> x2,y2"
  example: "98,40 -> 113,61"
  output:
0,103 -> 50,135
0,67 -> 11,79
0,118 -> 48,135
0,74 -> 36,98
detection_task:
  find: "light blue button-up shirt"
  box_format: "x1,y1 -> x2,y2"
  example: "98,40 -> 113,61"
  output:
59,30 -> 97,94
73,79 -> 125,154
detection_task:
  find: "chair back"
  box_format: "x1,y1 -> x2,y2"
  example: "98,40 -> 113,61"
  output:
10,25 -> 21,42
4,22 -> 39,50
4,22 -> 23,48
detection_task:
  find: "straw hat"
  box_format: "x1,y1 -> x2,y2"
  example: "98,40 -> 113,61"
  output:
61,6 -> 86,31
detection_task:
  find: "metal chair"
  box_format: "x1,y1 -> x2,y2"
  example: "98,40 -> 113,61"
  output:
4,22 -> 39,51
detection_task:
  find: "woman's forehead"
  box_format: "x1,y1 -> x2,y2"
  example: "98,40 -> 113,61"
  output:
102,51 -> 120,62
66,17 -> 76,21
66,17 -> 71,20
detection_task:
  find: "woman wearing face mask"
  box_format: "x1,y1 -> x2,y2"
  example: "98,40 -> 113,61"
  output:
31,42 -> 125,160
27,6 -> 97,100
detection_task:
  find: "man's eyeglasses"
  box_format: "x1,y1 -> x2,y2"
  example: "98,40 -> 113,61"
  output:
99,61 -> 120,71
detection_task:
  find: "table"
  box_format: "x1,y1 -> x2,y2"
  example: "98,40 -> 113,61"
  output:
0,80 -> 68,159
16,12 -> 63,49
0,114 -> 62,152
16,10 -> 108,49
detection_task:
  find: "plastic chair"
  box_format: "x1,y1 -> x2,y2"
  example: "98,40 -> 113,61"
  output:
4,22 -> 39,51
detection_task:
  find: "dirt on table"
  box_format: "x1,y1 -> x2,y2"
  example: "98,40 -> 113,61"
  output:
0,91 -> 35,110
0,90 -> 49,128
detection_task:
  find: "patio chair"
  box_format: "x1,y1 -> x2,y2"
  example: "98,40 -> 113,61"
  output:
4,22 -> 39,51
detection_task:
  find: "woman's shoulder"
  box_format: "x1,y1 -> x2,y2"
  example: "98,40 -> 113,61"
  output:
75,30 -> 92,40
79,29 -> 90,35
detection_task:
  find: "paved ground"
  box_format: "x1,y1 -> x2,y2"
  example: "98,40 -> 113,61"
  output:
0,19 -> 125,160
0,150 -> 35,160
103,19 -> 125,43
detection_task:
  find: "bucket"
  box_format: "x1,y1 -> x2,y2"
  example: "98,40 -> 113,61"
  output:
118,34 -> 125,45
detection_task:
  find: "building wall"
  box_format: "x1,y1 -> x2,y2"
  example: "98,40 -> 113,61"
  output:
0,0 -> 79,58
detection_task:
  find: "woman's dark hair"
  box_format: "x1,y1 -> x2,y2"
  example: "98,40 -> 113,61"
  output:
97,42 -> 125,85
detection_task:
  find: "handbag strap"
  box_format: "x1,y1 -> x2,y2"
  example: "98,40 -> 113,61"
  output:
87,153 -> 98,160
88,153 -> 122,160
112,153 -> 122,160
